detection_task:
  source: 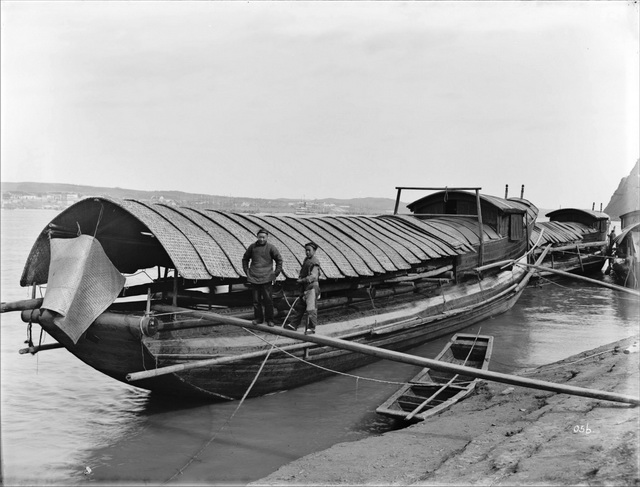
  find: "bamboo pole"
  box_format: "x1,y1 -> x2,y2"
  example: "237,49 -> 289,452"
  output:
126,309 -> 639,405
544,241 -> 607,253
520,263 -> 640,297
1,298 -> 44,313
19,342 -> 64,354
395,187 -> 482,191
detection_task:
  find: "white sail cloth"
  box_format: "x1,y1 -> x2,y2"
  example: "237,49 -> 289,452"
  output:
42,235 -> 125,343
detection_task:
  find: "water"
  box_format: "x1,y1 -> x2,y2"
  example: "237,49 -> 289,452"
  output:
1,209 -> 638,485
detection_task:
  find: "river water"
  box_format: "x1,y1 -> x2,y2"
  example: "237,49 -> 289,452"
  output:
1,209 -> 638,485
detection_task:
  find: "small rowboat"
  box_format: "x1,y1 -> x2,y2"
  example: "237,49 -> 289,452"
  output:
376,332 -> 493,422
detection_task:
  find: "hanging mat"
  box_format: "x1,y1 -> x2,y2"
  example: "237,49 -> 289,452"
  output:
42,235 -> 125,344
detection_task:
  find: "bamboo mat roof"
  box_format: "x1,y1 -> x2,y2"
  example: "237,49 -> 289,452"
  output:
531,221 -> 599,246
21,196 -> 510,286
614,222 -> 640,245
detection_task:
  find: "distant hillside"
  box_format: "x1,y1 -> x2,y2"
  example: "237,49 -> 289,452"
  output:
604,159 -> 640,220
0,182 -> 403,214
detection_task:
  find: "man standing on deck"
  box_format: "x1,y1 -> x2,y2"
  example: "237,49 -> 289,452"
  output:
284,241 -> 321,335
242,229 -> 283,327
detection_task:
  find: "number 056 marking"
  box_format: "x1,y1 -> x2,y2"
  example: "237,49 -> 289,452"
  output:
573,424 -> 591,434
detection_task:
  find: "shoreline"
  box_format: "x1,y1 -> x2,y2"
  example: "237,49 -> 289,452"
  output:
253,334 -> 639,486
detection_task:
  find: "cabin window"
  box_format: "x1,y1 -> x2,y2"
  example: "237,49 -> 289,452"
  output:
498,217 -> 509,237
509,214 -> 523,241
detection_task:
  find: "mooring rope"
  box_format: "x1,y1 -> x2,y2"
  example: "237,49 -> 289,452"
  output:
533,274 -> 571,289
161,299 -> 302,482
240,327 -> 408,386
519,348 -> 618,375
164,337 -> 280,484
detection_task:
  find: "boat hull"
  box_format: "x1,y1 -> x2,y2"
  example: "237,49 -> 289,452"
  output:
611,259 -> 640,289
29,263 -> 527,400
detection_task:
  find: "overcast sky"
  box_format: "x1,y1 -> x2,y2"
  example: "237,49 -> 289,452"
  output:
1,1 -> 638,209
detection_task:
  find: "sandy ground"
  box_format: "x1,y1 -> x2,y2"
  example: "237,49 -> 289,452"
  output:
253,335 -> 639,486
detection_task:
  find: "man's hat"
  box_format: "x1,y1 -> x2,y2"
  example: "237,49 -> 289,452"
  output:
256,228 -> 269,236
304,241 -> 318,250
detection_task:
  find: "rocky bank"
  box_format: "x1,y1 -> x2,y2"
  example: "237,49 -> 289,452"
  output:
253,335 -> 639,486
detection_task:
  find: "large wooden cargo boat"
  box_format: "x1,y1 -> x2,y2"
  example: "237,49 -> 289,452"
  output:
3,187 -> 540,400
530,208 -> 609,278
611,210 -> 640,288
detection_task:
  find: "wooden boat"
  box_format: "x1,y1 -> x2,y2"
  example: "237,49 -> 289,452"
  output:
2,187 -> 540,401
610,210 -> 640,288
376,332 -> 493,422
530,208 -> 609,278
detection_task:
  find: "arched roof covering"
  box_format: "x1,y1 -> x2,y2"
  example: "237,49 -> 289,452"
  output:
21,196 -> 506,287
531,221 -> 596,246
614,222 -> 640,246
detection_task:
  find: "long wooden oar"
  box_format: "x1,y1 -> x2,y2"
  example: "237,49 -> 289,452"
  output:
520,263 -> 640,297
126,307 -> 639,405
404,331 -> 482,421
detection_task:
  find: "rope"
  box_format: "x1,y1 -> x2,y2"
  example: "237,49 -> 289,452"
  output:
164,337 -> 280,483
367,285 -> 376,309
530,274 -> 571,289
93,203 -> 104,237
519,348 -> 617,375
281,296 -> 300,327
241,328 -> 408,387
156,298 -> 301,481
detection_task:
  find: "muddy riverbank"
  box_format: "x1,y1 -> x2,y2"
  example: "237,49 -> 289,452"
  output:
254,335 -> 639,486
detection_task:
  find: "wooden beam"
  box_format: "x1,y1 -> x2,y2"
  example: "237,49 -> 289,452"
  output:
544,241 -> 607,253
393,187 -> 402,215
521,263 -> 640,296
395,187 -> 482,191
1,298 -> 44,313
19,342 -> 64,354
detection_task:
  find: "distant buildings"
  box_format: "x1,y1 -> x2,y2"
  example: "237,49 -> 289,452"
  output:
1,191 -> 81,210
0,189 -> 390,215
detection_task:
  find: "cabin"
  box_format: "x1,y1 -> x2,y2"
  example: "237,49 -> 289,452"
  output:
404,189 -> 537,272
545,208 -> 609,243
620,210 -> 640,229
611,211 -> 640,288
